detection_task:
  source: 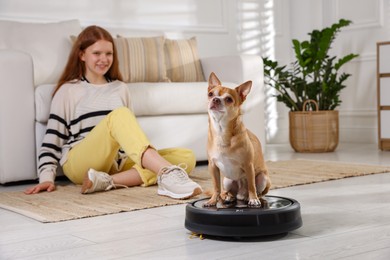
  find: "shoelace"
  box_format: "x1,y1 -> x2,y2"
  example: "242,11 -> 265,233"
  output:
95,173 -> 128,191
105,183 -> 129,191
95,174 -> 116,191
158,164 -> 190,184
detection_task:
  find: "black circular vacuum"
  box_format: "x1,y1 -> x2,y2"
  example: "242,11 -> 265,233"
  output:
185,195 -> 302,237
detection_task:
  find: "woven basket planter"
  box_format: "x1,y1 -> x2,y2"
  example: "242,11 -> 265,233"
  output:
289,100 -> 339,153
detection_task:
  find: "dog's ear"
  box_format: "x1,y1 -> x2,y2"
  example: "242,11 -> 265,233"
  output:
236,81 -> 252,102
208,72 -> 222,91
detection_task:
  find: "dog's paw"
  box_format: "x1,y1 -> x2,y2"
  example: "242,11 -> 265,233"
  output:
203,201 -> 217,207
203,198 -> 218,207
223,194 -> 236,204
248,198 -> 262,207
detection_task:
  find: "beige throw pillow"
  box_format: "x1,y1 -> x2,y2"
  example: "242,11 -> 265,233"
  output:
115,36 -> 169,83
164,37 -> 205,82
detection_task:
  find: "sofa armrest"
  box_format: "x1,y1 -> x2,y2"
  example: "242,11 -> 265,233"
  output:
0,50 -> 37,183
200,55 -> 266,149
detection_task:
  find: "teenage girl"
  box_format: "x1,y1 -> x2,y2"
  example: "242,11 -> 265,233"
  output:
25,25 -> 202,199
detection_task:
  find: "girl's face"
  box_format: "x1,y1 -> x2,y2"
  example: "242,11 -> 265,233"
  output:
80,39 -> 113,82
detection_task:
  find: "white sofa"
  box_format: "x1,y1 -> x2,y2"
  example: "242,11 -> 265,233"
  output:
0,20 -> 265,184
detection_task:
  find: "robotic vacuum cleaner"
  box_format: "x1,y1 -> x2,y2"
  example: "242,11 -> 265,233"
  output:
185,195 -> 302,237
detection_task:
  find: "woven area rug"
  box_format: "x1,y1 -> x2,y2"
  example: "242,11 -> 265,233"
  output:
0,159 -> 389,223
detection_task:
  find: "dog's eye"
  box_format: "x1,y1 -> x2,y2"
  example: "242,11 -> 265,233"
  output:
208,92 -> 213,97
225,97 -> 233,103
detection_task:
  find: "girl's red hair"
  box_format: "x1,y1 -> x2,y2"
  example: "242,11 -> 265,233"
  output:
53,25 -> 122,95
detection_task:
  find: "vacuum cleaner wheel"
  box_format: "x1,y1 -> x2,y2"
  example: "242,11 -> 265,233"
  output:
185,195 -> 302,237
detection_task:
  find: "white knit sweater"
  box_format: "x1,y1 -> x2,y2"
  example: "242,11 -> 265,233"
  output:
38,80 -> 132,183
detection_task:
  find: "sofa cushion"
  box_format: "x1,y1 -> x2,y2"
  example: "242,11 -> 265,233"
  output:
35,81 -> 237,123
128,82 -> 208,116
115,36 -> 169,83
0,20 -> 81,86
34,82 -> 210,123
164,37 -> 205,82
35,84 -> 56,123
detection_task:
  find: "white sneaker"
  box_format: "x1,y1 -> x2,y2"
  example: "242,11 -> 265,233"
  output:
157,164 -> 203,199
81,169 -> 119,194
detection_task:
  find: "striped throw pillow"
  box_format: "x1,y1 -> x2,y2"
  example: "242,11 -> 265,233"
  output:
164,37 -> 205,82
115,36 -> 169,83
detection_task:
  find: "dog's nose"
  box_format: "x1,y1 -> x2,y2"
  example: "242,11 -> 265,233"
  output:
212,97 -> 221,105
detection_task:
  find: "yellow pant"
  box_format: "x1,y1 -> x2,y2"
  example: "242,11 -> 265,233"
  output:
62,107 -> 196,186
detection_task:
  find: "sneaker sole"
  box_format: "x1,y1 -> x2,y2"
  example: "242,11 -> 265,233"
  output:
81,172 -> 93,194
157,187 -> 203,200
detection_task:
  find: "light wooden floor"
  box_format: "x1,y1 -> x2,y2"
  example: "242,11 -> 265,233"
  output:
1,143 -> 390,259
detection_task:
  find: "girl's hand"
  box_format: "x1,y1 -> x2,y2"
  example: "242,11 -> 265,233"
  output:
24,182 -> 56,194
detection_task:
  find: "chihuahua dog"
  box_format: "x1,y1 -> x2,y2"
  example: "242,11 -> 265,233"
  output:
203,72 -> 271,207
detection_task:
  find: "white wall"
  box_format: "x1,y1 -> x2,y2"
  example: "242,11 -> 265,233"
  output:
0,0 -> 244,58
0,0 -> 386,145
266,0 -> 388,145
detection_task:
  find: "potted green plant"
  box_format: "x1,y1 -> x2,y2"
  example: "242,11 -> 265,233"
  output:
263,19 -> 359,152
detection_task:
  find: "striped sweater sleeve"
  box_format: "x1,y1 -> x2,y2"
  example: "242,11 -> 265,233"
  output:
38,89 -> 70,183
